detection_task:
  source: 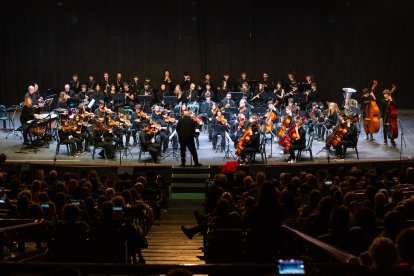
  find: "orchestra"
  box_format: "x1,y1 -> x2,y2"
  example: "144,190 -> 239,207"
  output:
13,69 -> 400,164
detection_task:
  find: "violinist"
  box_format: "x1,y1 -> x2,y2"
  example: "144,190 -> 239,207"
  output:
212,109 -> 227,151
157,111 -> 172,153
190,110 -> 203,150
206,102 -> 219,142
380,89 -> 397,146
238,122 -> 260,164
361,88 -> 376,140
94,100 -> 113,121
92,121 -> 115,159
128,104 -> 147,146
199,91 -> 214,126
111,108 -> 130,149
139,123 -> 161,163
333,113 -> 358,160
306,102 -> 322,134
58,118 -> 83,156
287,117 -> 306,163
152,105 -> 163,121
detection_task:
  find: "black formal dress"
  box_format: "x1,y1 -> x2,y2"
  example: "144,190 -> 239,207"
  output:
176,115 -> 200,166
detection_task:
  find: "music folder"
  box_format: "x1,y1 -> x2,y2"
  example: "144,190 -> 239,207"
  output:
163,96 -> 178,106
230,92 -> 243,103
87,99 -> 95,109
112,92 -> 125,102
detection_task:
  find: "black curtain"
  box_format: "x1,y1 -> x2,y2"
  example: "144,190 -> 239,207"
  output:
1,0 -> 413,107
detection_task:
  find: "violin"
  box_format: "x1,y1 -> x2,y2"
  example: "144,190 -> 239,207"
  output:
193,116 -> 203,125
216,115 -> 228,125
211,107 -> 218,116
237,118 -> 246,132
165,116 -> 177,123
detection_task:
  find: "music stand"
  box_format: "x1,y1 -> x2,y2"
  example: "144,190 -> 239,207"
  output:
251,107 -> 267,116
223,131 -> 236,160
163,96 -> 178,108
138,95 -> 153,105
230,92 -> 243,104
224,107 -> 238,115
111,92 -> 125,103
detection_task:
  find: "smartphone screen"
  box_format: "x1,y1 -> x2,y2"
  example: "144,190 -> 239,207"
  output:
278,259 -> 305,275
71,200 -> 80,205
325,180 -> 332,185
113,206 -> 123,211
40,203 -> 49,208
0,197 -> 5,204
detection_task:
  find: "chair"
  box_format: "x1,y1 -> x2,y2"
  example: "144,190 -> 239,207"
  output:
342,129 -> 360,160
92,142 -> 107,160
137,131 -> 153,162
0,105 -> 10,129
205,228 -> 245,263
246,136 -> 267,164
297,134 -> 314,162
187,103 -> 199,115
54,130 -> 71,157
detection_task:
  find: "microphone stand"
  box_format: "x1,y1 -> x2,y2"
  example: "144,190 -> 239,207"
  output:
398,119 -> 406,162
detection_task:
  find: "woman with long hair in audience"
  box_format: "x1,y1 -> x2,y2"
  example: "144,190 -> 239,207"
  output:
246,181 -> 284,261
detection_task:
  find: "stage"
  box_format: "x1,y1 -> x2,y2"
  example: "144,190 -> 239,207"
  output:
0,110 -> 413,168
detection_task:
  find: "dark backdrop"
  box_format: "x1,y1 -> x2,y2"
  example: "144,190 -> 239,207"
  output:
1,0 -> 413,107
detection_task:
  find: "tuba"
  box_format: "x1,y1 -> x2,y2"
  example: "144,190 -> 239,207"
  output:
342,87 -> 357,107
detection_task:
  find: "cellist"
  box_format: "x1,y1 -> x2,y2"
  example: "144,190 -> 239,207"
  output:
287,117 -> 306,163
380,88 -> 397,146
333,113 -> 358,160
237,122 -> 260,164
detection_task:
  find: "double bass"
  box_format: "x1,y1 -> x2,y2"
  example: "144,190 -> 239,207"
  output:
363,80 -> 380,135
387,84 -> 398,140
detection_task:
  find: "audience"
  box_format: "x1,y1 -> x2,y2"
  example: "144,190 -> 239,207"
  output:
2,163 -> 414,274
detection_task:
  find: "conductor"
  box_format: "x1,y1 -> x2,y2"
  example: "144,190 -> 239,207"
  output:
176,111 -> 202,167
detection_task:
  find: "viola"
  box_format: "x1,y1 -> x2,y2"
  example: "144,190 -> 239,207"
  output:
363,80 -> 380,135
277,115 -> 292,137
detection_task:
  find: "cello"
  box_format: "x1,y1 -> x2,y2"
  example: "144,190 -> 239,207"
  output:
235,126 -> 252,156
387,84 -> 398,140
278,116 -> 305,153
277,115 -> 292,137
363,80 -> 380,135
326,123 -> 348,147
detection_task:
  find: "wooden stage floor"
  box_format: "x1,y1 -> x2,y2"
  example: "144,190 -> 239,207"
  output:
1,110 -> 413,167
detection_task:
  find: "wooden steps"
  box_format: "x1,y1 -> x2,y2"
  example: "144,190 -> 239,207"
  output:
142,199 -> 205,265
